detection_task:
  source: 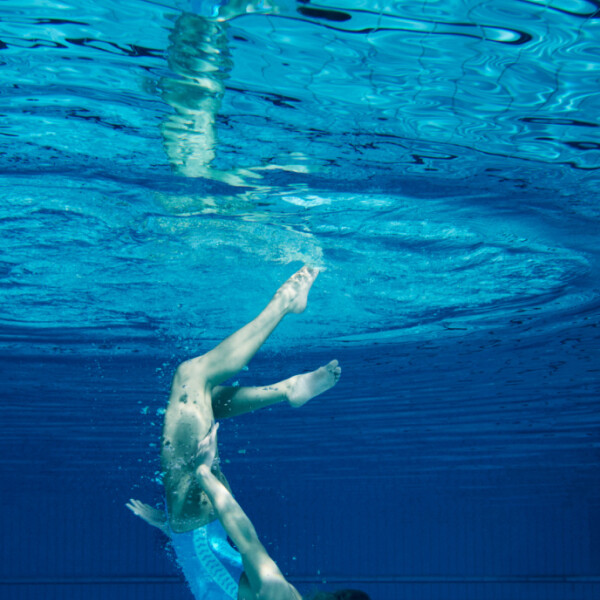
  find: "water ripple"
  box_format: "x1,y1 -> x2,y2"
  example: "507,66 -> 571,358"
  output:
0,0 -> 599,349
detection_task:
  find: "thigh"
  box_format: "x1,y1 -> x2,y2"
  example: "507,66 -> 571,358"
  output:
163,374 -> 214,453
171,358 -> 217,420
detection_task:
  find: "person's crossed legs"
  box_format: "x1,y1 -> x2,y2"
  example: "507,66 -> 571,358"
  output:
159,266 -> 341,533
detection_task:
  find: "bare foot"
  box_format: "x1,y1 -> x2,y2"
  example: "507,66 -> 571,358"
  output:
288,360 -> 341,408
274,265 -> 319,314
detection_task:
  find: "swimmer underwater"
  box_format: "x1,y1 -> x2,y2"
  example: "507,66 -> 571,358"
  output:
127,267 -> 371,600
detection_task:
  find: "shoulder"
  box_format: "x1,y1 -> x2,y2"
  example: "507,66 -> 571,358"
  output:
238,544 -> 301,600
258,578 -> 301,600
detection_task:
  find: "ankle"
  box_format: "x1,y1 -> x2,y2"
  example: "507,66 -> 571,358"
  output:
269,290 -> 294,317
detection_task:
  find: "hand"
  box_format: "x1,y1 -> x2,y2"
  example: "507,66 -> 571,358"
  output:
126,499 -> 170,537
195,422 -> 220,474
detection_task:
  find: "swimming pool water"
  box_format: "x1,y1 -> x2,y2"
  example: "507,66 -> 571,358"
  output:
0,1 -> 599,599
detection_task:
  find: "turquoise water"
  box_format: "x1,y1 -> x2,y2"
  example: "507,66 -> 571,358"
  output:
1,1 -> 599,599
1,0 -> 599,351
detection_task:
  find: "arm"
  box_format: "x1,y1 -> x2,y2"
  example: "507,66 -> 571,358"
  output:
195,425 -> 299,599
126,499 -> 171,537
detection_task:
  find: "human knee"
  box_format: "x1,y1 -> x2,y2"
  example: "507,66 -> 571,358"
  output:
174,356 -> 209,383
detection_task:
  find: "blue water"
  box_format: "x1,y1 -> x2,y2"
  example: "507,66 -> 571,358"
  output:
1,0 -> 599,599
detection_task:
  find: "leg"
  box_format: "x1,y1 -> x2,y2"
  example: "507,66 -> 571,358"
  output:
212,360 -> 342,418
180,266 -> 319,388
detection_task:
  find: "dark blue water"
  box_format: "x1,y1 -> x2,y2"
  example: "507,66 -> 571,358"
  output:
1,1 -> 599,599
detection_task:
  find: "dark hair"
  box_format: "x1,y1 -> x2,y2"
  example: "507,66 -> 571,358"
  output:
333,591 -> 371,600
305,590 -> 371,600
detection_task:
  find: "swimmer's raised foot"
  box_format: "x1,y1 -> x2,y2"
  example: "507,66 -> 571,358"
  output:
274,265 -> 319,315
288,360 -> 341,408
